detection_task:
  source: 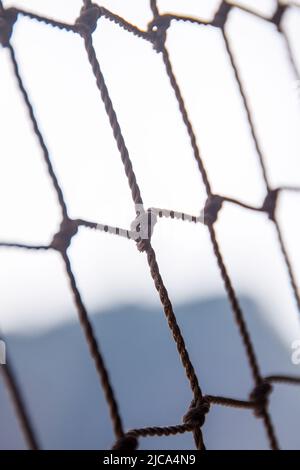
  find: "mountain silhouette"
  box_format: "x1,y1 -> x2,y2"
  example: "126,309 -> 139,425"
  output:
0,297 -> 299,449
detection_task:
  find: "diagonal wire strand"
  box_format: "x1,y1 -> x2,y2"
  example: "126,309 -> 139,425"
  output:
221,26 -> 300,313
80,25 -> 206,450
5,33 -> 124,445
61,250 -> 124,439
155,7 -> 279,449
0,362 -> 39,449
7,44 -> 68,219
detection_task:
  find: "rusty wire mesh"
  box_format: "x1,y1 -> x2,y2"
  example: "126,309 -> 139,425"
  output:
0,0 -> 300,450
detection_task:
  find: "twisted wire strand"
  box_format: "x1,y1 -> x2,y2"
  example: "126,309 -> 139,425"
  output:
273,220 -> 300,310
279,185 -> 300,192
221,27 -> 300,313
221,29 -> 270,190
61,250 -> 124,439
229,3 -> 270,22
2,183 -> 298,256
3,1 -> 300,41
206,395 -> 255,409
115,423 -> 194,443
160,47 -> 212,196
78,14 -> 202,397
274,0 -> 300,82
260,409 -> 279,451
220,13 -> 300,451
150,0 -> 159,18
0,41 -> 67,451
79,20 -> 205,450
1,362 -> 39,449
0,243 -> 50,250
266,375 -> 300,385
154,7 -> 280,448
207,226 -> 262,385
7,44 -> 68,219
159,24 -> 262,384
164,14 -> 210,27
17,9 -> 77,33
4,24 -> 124,445
99,7 -> 151,41
1,183 -> 299,255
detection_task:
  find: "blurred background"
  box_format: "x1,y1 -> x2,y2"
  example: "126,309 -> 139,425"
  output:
0,0 -> 300,449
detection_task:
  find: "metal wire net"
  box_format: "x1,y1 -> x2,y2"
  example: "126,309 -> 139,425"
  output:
0,0 -> 300,450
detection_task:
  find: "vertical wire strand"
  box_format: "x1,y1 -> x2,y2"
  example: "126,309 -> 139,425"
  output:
81,33 -> 143,208
80,28 -> 206,449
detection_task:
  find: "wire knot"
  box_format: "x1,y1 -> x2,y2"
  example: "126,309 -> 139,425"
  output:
131,208 -> 157,252
0,8 -> 18,47
148,16 -> 171,53
262,189 -> 279,221
51,218 -> 78,252
250,381 -> 272,418
202,195 -> 223,226
212,1 -> 232,28
183,398 -> 210,428
75,4 -> 101,36
112,433 -> 138,451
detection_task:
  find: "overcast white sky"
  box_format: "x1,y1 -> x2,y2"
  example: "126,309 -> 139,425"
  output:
0,0 -> 300,347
